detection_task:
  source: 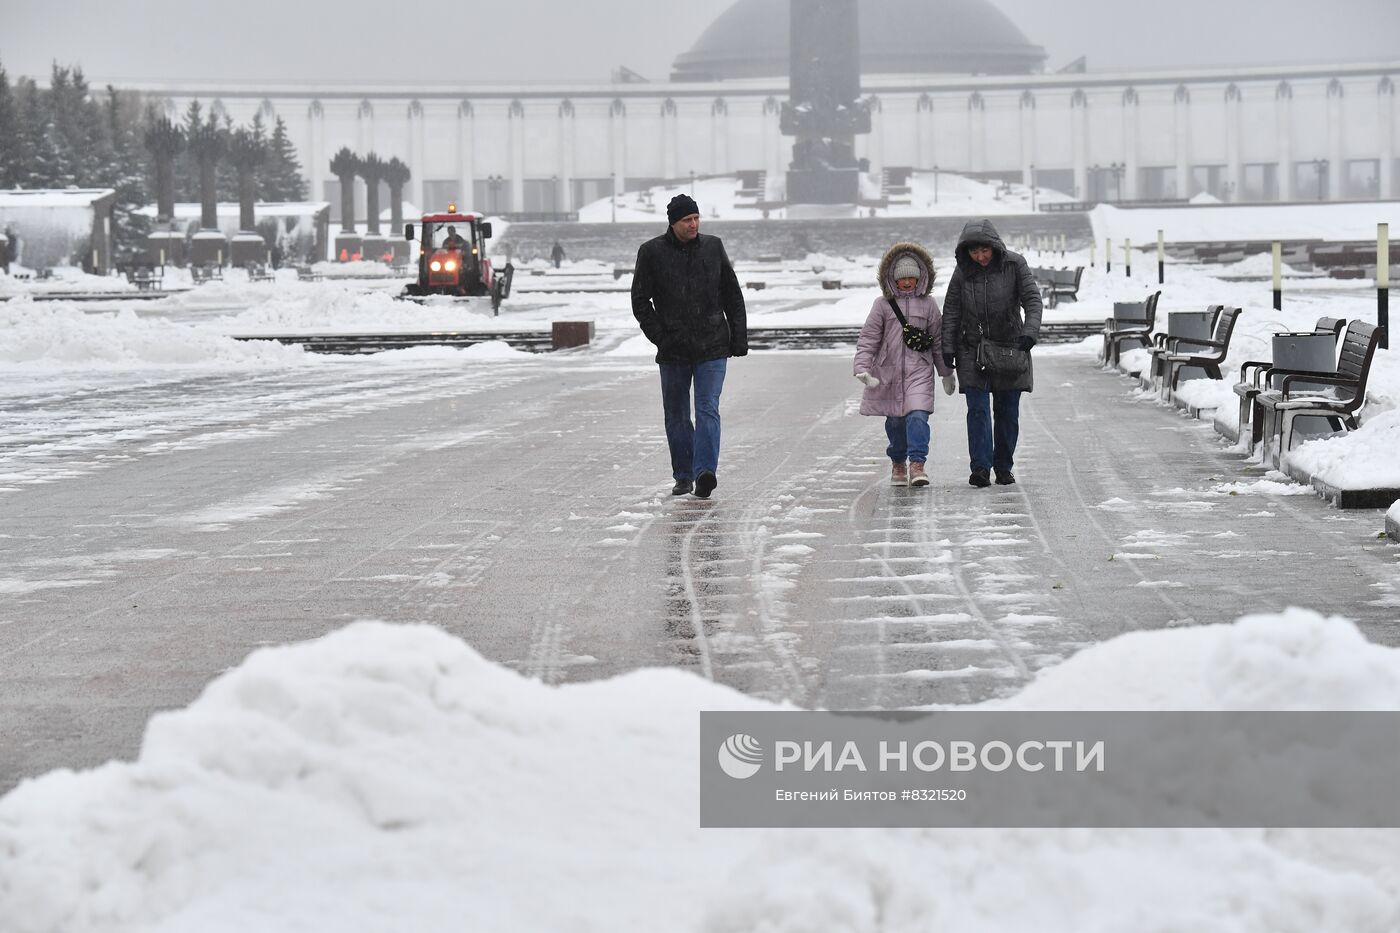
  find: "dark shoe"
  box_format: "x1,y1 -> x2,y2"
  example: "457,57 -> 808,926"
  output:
969,469 -> 991,488
994,470 -> 1016,485
694,471 -> 718,499
671,478 -> 693,496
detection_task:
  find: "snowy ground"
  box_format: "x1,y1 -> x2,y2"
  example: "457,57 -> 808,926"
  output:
2,249 -> 1399,929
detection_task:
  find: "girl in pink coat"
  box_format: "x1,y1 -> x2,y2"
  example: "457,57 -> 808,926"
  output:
852,242 -> 957,486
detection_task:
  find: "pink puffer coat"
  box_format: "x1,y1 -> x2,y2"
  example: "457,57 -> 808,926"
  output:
852,242 -> 951,417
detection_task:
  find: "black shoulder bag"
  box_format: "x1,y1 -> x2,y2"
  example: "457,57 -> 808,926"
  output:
888,297 -> 934,353
974,319 -> 1029,376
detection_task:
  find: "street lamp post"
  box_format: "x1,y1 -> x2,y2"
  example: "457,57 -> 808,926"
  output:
1029,163 -> 1036,212
1109,162 -> 1124,202
487,175 -> 503,214
933,164 -> 939,204
1311,159 -> 1329,202
610,172 -> 617,224
549,175 -> 557,217
690,169 -> 696,195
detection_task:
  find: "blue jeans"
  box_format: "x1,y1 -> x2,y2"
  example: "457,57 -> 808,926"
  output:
659,358 -> 728,481
884,411 -> 931,463
964,388 -> 1022,473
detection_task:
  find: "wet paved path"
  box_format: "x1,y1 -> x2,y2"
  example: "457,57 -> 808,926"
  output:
3,351 -> 1398,790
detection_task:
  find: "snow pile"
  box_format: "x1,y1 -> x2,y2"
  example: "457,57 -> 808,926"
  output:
0,298 -> 307,370
3,609 -> 1399,932
1090,201 -> 1400,247
221,286 -> 493,335
1286,409 -> 1400,489
0,265 -> 138,298
1214,252 -> 1318,279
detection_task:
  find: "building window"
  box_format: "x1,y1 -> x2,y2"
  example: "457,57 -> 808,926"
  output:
423,180 -> 459,212
1190,164 -> 1226,199
1344,159 -> 1380,199
1035,168 -> 1074,199
571,178 -> 614,208
474,178 -> 512,214
1242,163 -> 1278,202
1293,161 -> 1330,201
1140,166 -> 1178,200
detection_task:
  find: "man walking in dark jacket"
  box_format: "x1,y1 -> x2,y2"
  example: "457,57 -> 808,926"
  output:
631,194 -> 747,498
941,218 -> 1042,488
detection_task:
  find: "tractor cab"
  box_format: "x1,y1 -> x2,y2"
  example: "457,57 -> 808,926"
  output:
402,204 -> 513,312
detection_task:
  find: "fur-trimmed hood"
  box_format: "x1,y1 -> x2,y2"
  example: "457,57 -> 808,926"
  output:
877,241 -> 936,299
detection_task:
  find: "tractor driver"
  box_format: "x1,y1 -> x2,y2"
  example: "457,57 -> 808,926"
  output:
441,225 -> 467,251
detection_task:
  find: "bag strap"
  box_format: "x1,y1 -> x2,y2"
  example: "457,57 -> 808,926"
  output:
888,297 -> 910,328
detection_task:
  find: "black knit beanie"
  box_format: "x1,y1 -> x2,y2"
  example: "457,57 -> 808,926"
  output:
666,193 -> 699,225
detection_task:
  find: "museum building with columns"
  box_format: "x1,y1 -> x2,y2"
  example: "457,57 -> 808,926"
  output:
121,0 -> 1399,221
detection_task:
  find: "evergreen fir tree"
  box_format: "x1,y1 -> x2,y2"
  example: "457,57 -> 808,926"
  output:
264,117 -> 307,201
214,110 -> 238,202
0,61 -> 21,189
176,99 -> 204,201
102,86 -> 151,257
17,79 -> 60,189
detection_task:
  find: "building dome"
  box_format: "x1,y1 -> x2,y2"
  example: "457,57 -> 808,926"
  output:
671,0 -> 1046,81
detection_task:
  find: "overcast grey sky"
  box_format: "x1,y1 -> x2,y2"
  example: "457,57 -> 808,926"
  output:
1,0 -> 1396,86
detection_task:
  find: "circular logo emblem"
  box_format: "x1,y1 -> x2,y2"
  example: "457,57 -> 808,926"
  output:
718,733 -> 763,779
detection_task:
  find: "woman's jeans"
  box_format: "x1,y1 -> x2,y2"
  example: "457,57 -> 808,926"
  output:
659,358 -> 727,481
963,388 -> 1021,472
884,410 -> 931,463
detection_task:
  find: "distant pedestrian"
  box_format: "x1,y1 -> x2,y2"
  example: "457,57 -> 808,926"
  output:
853,243 -> 956,487
941,218 -> 1042,487
631,193 -> 747,499
550,240 -> 566,269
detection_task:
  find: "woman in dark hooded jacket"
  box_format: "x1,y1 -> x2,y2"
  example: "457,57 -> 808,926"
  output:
940,218 -> 1043,488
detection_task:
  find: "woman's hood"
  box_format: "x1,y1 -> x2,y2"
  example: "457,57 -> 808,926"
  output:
954,219 -> 1008,274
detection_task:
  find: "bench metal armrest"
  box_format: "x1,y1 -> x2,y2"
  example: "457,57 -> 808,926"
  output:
1237,360 -> 1272,385
1279,372 -> 1354,398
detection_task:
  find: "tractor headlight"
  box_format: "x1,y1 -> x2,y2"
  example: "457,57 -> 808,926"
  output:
445,260 -> 457,271
429,260 -> 442,272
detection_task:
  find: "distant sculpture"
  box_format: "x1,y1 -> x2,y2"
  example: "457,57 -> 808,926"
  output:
780,0 -> 871,204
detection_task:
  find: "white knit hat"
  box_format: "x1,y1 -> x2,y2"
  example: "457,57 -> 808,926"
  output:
892,255 -> 921,280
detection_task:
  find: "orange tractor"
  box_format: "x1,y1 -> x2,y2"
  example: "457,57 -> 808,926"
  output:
401,205 -> 514,313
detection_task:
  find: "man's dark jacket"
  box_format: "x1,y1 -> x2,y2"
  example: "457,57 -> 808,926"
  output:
631,229 -> 747,364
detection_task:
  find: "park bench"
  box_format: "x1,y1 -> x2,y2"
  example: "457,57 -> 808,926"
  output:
1045,266 -> 1083,306
190,263 -> 223,285
1232,316 -> 1345,440
293,264 -> 323,282
1252,320 -> 1386,466
1154,306 -> 1242,399
1141,304 -> 1223,388
124,266 -> 163,291
1099,290 -> 1161,367
247,262 -> 275,283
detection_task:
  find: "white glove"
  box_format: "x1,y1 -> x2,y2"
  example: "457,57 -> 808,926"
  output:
941,374 -> 957,395
855,371 -> 880,387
